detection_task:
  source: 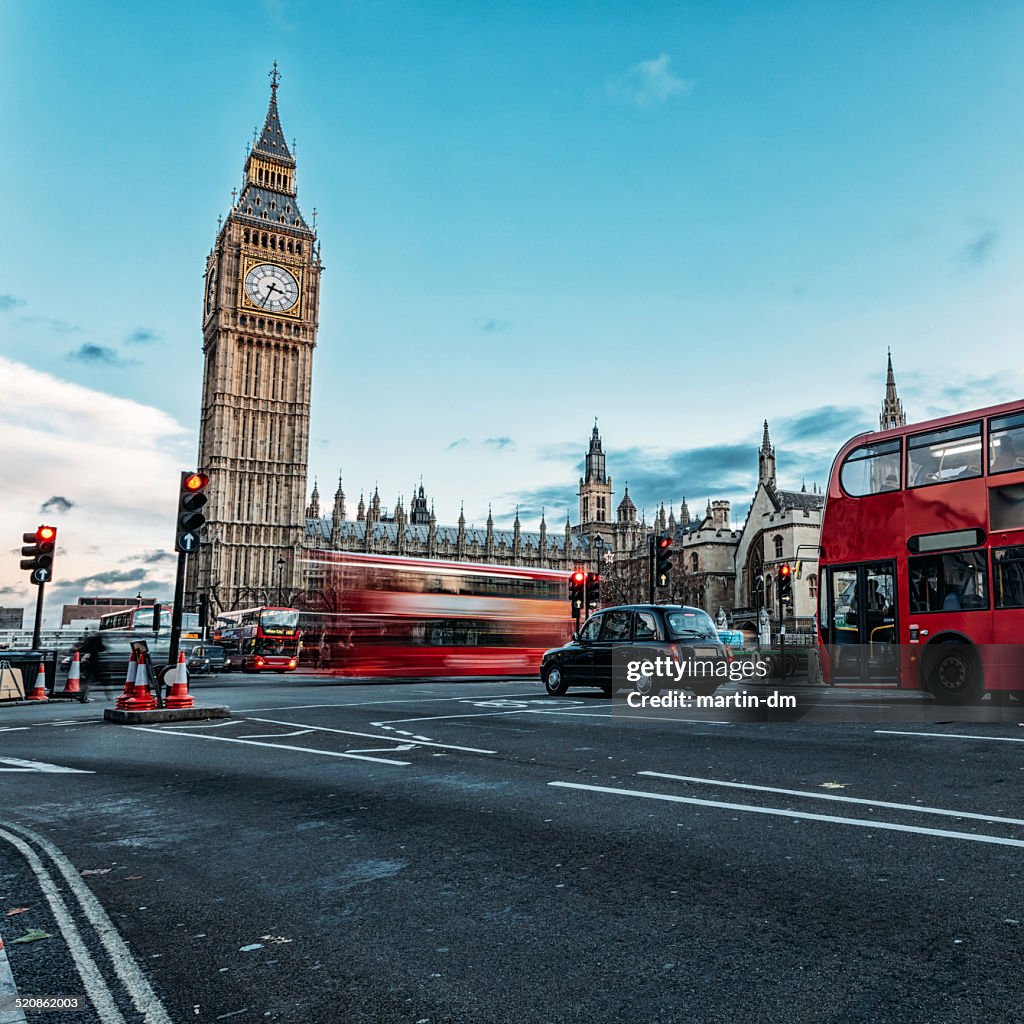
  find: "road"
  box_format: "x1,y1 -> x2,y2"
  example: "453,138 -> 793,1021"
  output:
2,673 -> 1024,1023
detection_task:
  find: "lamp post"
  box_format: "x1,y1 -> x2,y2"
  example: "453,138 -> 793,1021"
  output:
276,557 -> 286,606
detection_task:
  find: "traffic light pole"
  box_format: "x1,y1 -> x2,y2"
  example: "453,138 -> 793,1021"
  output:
648,536 -> 655,604
168,550 -> 188,666
31,581 -> 45,651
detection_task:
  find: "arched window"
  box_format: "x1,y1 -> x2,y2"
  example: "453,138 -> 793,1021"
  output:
690,553 -> 698,573
765,574 -> 774,612
244,229 -> 250,243
773,535 -> 783,559
808,574 -> 818,600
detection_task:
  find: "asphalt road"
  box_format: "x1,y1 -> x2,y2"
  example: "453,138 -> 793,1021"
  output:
2,673 -> 1024,1023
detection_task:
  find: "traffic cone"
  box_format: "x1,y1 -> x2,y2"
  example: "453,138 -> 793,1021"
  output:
27,663 -> 48,702
163,651 -> 194,710
61,651 -> 82,697
125,658 -> 157,712
115,651 -> 138,710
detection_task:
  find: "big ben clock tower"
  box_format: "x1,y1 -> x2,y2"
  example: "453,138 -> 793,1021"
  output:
187,65 -> 322,614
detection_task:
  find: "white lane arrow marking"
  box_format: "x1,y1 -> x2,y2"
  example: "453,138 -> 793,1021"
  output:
345,744 -> 416,754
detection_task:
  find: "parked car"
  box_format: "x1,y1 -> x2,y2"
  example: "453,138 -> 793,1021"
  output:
540,604 -> 731,697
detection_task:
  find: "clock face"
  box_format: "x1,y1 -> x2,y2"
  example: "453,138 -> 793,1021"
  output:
244,263 -> 300,313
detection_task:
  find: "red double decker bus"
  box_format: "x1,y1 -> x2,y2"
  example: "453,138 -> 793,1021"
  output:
301,551 -> 574,677
816,399 -> 1024,703
214,606 -> 301,673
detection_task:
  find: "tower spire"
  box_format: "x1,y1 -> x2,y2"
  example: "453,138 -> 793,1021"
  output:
880,348 -> 907,431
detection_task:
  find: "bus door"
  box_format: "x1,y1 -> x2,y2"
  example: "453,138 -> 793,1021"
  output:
826,561 -> 898,683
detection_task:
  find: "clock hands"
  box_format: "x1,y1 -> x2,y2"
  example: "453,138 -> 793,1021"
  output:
260,282 -> 279,307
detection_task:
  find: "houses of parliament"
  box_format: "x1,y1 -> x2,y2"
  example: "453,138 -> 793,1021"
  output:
185,69 -> 909,625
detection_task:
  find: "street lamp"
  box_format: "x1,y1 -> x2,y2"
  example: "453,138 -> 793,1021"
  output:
276,557 -> 286,605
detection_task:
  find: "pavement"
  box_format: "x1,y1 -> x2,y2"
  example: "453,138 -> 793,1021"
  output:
2,673 -> 1024,1023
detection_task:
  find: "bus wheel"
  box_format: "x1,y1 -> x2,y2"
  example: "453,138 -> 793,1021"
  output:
544,666 -> 568,696
925,643 -> 983,705
782,653 -> 799,679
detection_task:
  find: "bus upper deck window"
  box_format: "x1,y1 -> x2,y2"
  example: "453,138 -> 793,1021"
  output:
908,421 -> 982,487
839,439 -> 902,496
989,412 -> 1024,475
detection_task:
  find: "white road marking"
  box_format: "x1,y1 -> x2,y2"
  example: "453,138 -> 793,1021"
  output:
346,744 -> 417,754
638,772 -> 1024,827
876,730 -> 1024,744
548,781 -> 1024,849
0,758 -> 92,774
148,720 -> 240,730
0,828 -> 127,1024
373,708 -> 548,726
0,727 -> 30,734
238,729 -> 314,739
244,717 -> 497,755
127,727 -> 410,765
0,821 -> 174,1024
235,692 -> 541,713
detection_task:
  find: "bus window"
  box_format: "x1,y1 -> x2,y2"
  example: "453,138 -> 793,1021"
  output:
839,439 -> 902,496
908,422 -> 982,487
993,547 -> 1024,609
908,550 -> 988,612
989,412 -> 1024,474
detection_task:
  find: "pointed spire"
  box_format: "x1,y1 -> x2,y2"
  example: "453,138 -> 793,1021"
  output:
801,477 -> 807,493
252,62 -> 294,165
761,420 -> 772,453
758,420 -> 777,488
880,348 -> 907,430
486,503 -> 494,528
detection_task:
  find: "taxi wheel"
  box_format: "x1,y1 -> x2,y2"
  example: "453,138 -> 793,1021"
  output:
544,666 -> 568,696
633,672 -> 660,698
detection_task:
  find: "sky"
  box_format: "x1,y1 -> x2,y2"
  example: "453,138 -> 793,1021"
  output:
3,0 -> 1024,624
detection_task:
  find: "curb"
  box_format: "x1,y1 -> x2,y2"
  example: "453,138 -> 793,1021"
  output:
103,706 -> 230,725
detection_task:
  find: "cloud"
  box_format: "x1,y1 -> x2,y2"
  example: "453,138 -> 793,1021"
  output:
447,438 -> 470,450
607,54 -> 691,108
0,294 -> 25,312
484,436 -> 515,451
65,343 -> 135,366
41,495 -> 75,514
125,327 -> 160,345
775,405 -> 870,445
475,318 -> 512,333
20,315 -> 80,334
138,550 -> 176,564
58,567 -> 150,588
961,228 -> 998,266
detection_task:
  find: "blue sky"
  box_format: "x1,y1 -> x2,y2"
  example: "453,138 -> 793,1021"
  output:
2,1 -> 1024,618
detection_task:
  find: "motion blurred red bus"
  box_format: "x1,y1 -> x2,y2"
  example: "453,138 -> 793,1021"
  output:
214,606 -> 300,673
301,552 -> 574,677
816,399 -> 1024,703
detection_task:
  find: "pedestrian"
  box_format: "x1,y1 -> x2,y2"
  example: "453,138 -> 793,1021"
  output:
76,632 -> 105,703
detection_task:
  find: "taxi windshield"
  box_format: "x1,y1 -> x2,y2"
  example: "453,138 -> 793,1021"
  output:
665,609 -> 718,640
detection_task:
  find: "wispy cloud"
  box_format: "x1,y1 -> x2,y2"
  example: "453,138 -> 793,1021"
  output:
65,343 -> 136,366
475,317 -> 512,333
607,54 -> 691,108
961,227 -> 998,267
0,294 -> 25,312
41,495 -> 75,514
125,327 -> 160,345
484,436 -> 515,451
447,438 -> 470,450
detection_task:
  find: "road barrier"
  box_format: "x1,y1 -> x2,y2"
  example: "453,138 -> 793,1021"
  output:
57,651 -> 83,700
125,658 -> 157,711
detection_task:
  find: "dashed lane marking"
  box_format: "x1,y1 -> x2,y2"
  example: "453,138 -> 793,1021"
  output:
548,781 -> 1024,849
638,771 -> 1024,827
126,727 -> 411,766
233,691 -> 541,713
243,717 -> 497,755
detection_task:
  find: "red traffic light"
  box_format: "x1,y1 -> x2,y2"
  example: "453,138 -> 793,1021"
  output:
37,525 -> 56,542
779,563 -> 792,577
183,472 -> 209,492
657,536 -> 672,550
572,570 -> 586,583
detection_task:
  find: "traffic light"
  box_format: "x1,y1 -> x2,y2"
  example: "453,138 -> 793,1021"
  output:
570,569 -> 586,613
586,572 -> 601,608
20,525 -> 57,585
778,562 -> 793,606
655,535 -> 673,588
176,471 -> 210,554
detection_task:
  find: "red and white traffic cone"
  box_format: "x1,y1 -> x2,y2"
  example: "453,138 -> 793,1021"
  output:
61,651 -> 82,697
163,651 -> 194,710
115,650 -> 138,710
125,658 -> 157,712
27,663 -> 48,702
